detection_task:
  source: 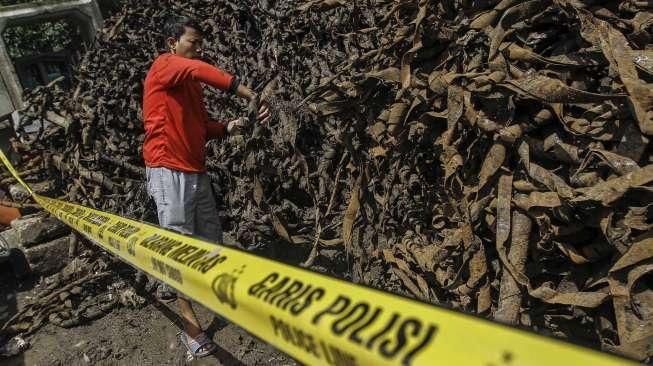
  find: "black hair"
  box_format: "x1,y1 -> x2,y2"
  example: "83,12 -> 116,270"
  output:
163,15 -> 205,44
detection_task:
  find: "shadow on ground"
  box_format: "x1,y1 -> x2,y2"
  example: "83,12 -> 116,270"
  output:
0,263 -> 25,366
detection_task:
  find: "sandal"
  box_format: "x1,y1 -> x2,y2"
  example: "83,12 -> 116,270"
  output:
156,282 -> 177,303
178,332 -> 218,359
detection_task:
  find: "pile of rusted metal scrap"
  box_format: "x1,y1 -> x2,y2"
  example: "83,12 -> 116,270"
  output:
5,0 -> 652,362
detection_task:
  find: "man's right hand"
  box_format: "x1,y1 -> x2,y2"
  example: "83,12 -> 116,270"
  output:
227,117 -> 247,134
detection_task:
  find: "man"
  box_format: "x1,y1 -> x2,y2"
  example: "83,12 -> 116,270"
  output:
142,16 -> 269,358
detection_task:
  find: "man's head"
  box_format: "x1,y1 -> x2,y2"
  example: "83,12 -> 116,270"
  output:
163,16 -> 205,59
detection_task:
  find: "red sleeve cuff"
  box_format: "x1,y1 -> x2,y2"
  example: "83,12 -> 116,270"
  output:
207,120 -> 227,140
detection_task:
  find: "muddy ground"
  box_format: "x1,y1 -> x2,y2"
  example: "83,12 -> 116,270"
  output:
0,266 -> 297,366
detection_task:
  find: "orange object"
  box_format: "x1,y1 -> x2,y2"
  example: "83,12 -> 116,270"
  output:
0,204 -> 21,225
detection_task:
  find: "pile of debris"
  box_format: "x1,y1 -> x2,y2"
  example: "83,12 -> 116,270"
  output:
6,0 -> 653,362
0,212 -> 146,347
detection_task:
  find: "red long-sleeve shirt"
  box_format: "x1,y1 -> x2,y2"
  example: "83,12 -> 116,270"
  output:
142,53 -> 235,173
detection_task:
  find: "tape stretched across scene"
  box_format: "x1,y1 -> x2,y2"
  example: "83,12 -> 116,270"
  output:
0,149 -> 633,366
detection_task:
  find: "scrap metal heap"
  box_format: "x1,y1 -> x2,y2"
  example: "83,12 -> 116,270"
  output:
3,0 -> 652,362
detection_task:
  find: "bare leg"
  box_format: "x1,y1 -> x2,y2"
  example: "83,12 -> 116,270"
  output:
179,298 -> 202,338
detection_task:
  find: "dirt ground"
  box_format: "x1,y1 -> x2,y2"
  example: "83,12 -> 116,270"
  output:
0,267 -> 297,366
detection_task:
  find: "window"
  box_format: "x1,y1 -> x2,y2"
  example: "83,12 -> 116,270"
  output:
3,18 -> 83,90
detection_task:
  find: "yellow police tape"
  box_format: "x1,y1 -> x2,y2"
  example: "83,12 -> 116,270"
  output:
0,149 -> 634,366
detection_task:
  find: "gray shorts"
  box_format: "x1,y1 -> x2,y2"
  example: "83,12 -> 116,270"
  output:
146,166 -> 223,242
146,166 -> 223,299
